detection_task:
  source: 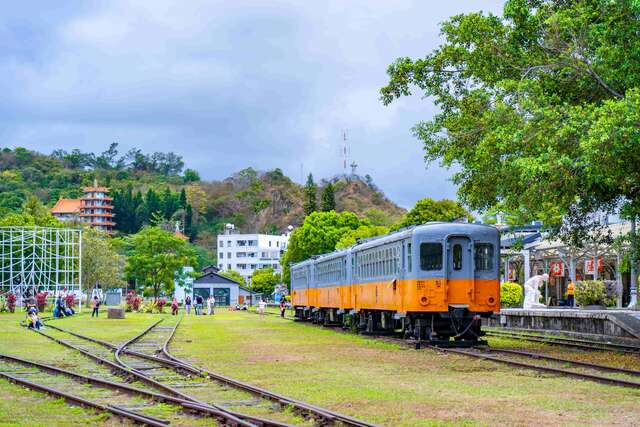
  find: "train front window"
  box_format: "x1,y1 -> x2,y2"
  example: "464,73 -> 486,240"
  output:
453,244 -> 462,270
420,243 -> 442,271
474,243 -> 494,271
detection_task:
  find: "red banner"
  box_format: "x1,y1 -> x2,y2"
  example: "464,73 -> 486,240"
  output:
549,261 -> 564,277
584,257 -> 603,275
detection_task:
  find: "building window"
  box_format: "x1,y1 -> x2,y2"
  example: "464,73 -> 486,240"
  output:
219,241 -> 224,248
227,240 -> 232,246
251,264 -> 257,269
420,243 -> 443,271
238,240 -> 247,246
219,264 -> 223,269
219,253 -> 224,259
474,243 -> 494,271
261,252 -> 268,258
276,241 -> 279,247
227,252 -> 232,258
227,264 -> 231,270
248,240 -> 257,246
269,241 -> 272,247
237,252 -> 246,258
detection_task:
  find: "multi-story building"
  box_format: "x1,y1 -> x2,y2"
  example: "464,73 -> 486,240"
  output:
79,180 -> 115,233
217,224 -> 291,284
50,199 -> 82,222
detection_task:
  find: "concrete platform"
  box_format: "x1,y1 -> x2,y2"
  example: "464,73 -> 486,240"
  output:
484,308 -> 640,344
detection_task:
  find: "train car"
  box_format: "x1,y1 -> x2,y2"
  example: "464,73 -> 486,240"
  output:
290,222 -> 500,344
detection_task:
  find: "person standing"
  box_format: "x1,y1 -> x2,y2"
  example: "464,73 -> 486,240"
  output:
171,298 -> 179,316
195,295 -> 203,315
279,298 -> 286,318
258,299 -> 266,319
567,281 -> 575,307
185,295 -> 192,315
207,296 -> 215,315
91,296 -> 100,318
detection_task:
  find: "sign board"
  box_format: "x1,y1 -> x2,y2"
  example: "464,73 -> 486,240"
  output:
584,258 -> 603,275
549,261 -> 564,277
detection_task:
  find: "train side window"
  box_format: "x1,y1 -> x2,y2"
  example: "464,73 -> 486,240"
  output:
407,242 -> 412,272
420,243 -> 442,271
474,243 -> 494,271
453,244 -> 462,270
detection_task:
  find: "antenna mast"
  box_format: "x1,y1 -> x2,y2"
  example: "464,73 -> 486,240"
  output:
342,130 -> 348,173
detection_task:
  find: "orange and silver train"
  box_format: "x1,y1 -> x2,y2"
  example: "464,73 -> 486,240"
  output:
290,222 -> 501,343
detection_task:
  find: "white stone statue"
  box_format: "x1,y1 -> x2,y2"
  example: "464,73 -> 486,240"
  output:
522,274 -> 548,309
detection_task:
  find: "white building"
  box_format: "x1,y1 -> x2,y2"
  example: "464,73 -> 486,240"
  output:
217,224 -> 291,283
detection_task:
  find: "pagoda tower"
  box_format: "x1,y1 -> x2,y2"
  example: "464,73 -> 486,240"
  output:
80,179 -> 115,233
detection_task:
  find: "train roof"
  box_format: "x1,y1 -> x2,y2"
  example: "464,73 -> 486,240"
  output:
290,222 -> 499,269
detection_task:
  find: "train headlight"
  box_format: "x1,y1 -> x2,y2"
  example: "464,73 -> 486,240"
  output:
419,296 -> 429,306
487,296 -> 496,306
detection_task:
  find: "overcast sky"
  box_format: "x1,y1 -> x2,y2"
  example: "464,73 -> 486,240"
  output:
0,1 -> 504,208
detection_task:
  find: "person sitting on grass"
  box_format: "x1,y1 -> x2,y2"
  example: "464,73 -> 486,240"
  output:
26,310 -> 43,330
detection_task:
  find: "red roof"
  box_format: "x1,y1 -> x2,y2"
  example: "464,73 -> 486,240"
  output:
50,199 -> 81,214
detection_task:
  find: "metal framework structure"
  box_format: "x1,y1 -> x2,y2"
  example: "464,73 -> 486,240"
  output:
0,226 -> 82,307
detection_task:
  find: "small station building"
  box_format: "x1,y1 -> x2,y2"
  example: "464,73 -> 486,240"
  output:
191,265 -> 260,306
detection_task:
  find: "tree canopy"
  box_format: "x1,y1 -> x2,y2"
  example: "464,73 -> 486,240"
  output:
251,267 -> 280,295
381,0 -> 640,240
320,183 -> 336,212
124,227 -> 197,299
281,211 -> 366,284
303,174 -> 317,216
335,225 -> 389,249
392,198 -> 472,230
218,269 -> 246,286
82,228 -> 125,298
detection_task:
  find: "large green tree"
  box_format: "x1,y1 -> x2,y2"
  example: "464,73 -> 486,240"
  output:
303,173 -> 317,216
320,183 -> 336,212
381,0 -> 640,240
251,267 -> 280,295
218,269 -> 246,286
392,198 -> 473,230
281,211 -> 366,284
82,228 -> 125,303
335,225 -> 389,249
124,227 -> 197,299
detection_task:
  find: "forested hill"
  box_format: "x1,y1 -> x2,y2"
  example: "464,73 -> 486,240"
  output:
0,145 -> 405,247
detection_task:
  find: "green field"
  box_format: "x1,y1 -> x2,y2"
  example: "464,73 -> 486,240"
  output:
0,310 -> 639,426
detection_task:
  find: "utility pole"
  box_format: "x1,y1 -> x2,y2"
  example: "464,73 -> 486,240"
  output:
629,216 -> 638,308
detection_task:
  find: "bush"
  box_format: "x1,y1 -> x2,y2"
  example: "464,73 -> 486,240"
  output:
575,280 -> 606,306
156,298 -> 167,313
0,296 -> 7,313
140,300 -> 157,313
65,294 -> 76,308
6,292 -> 16,313
500,282 -> 522,308
125,291 -> 143,312
36,292 -> 48,312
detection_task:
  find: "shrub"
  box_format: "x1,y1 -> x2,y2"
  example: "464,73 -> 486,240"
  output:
65,294 -> 76,308
156,298 -> 167,313
0,296 -> 7,313
36,292 -> 48,312
500,281 -> 522,308
575,280 -> 606,306
6,292 -> 16,313
140,300 -> 157,313
125,291 -> 143,312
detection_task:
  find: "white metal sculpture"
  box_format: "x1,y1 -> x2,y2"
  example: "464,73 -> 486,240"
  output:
522,273 -> 548,309
0,226 -> 82,307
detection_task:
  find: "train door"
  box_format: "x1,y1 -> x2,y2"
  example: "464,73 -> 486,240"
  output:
446,236 -> 472,304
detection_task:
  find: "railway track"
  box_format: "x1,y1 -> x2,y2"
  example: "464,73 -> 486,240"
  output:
484,328 -> 640,354
38,316 -> 379,427
257,308 -> 640,390
438,346 -> 640,389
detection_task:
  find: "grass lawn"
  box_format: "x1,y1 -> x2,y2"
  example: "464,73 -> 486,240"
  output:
1,309 -> 639,426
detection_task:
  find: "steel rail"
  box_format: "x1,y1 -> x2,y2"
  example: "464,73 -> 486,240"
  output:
162,317 -> 381,427
485,330 -> 640,353
483,347 -> 640,377
0,353 -> 286,426
37,321 -> 288,427
438,347 -> 640,389
0,369 -> 168,427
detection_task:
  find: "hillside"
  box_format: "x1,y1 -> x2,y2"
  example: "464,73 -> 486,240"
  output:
0,146 -> 405,247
